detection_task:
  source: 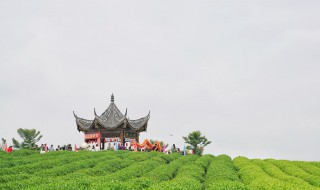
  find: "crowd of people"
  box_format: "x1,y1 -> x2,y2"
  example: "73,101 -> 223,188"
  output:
37,144 -> 74,153
2,142 -> 191,155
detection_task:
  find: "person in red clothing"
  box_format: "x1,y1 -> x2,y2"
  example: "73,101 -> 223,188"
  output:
6,146 -> 13,153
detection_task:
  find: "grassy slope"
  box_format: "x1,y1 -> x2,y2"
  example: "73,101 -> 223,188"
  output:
0,150 -> 319,190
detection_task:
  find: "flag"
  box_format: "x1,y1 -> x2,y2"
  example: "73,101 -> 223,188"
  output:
3,143 -> 7,152
74,144 -> 79,152
183,145 -> 186,156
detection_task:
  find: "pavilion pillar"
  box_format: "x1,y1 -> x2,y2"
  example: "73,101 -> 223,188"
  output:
101,138 -> 104,150
120,129 -> 124,146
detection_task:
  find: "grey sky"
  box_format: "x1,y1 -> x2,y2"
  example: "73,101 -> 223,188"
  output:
0,1 -> 319,161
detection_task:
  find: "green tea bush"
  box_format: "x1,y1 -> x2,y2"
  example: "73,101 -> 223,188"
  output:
195,154 -> 214,171
293,161 -> 320,177
206,155 -> 241,182
149,176 -> 203,190
109,156 -> 166,181
206,180 -> 247,190
204,155 -> 245,189
1,150 -> 320,190
234,157 -> 320,190
158,152 -> 181,163
175,164 -> 205,182
10,149 -> 39,156
234,158 -> 269,184
252,159 -> 315,189
268,159 -> 320,187
0,173 -> 29,183
311,162 -> 320,168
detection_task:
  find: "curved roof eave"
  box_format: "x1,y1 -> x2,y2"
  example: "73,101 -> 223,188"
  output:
126,111 -> 150,130
74,111 -> 95,131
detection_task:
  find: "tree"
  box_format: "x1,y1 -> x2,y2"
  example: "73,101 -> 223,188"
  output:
12,128 -> 43,149
182,131 -> 211,155
1,138 -> 6,149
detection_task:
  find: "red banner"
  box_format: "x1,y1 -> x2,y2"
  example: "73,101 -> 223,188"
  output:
85,132 -> 101,140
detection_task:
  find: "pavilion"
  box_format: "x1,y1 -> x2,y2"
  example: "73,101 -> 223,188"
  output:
73,94 -> 150,149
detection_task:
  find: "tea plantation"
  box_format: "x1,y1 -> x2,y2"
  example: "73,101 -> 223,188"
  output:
0,150 -> 319,190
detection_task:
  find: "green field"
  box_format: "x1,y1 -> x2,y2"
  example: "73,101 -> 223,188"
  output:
0,150 -> 319,190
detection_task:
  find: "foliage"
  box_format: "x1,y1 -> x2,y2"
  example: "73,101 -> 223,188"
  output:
206,155 -> 241,182
1,138 -> 6,150
12,128 -> 43,149
267,159 -> 320,187
206,180 -> 248,190
182,130 -> 211,155
12,138 -> 20,149
234,157 -> 320,190
0,150 -> 319,190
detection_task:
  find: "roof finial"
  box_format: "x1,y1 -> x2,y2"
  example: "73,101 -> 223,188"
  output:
111,93 -> 114,102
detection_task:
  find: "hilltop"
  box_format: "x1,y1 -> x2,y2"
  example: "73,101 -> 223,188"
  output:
0,150 -> 319,190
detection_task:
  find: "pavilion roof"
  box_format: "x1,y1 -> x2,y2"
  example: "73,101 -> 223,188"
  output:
73,94 -> 150,132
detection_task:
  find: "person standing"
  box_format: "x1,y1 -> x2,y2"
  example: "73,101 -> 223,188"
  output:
40,146 -> 46,154
49,145 -> 54,151
6,146 -> 13,153
95,144 -> 100,151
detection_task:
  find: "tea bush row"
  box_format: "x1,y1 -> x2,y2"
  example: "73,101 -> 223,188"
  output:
252,159 -> 316,189
28,152 -> 164,190
267,159 -> 320,187
234,157 -> 320,190
205,155 -> 247,190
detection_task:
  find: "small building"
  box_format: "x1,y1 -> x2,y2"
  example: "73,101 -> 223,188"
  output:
73,94 -> 150,149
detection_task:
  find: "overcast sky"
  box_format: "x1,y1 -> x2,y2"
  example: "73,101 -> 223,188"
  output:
0,1 -> 319,161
